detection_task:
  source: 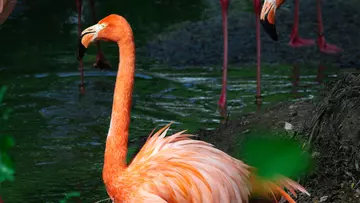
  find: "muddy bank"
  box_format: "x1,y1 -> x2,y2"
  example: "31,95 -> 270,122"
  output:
198,73 -> 360,202
139,0 -> 359,67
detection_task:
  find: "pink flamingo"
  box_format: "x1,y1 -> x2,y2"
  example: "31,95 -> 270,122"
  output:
260,0 -> 343,54
219,0 -> 262,117
76,0 -> 111,93
77,13 -> 310,202
0,0 -> 17,25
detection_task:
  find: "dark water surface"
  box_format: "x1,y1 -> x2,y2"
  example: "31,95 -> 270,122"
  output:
0,0 -> 337,202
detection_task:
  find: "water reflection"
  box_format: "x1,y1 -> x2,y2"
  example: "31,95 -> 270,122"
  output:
291,64 -> 332,97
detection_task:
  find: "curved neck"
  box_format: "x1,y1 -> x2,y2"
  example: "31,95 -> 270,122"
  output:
103,22 -> 135,175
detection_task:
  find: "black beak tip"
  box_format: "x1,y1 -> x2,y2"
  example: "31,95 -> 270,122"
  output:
77,39 -> 87,61
260,17 -> 278,41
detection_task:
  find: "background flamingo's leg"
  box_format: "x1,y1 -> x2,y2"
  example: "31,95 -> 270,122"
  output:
316,0 -> 342,54
288,0 -> 315,47
76,0 -> 85,93
90,0 -> 112,70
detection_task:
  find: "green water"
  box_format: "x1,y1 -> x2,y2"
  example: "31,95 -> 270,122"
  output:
0,0 -> 337,202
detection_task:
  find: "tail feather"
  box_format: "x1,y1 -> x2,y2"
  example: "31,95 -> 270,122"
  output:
239,134 -> 311,202
275,186 -> 295,203
249,172 -> 310,202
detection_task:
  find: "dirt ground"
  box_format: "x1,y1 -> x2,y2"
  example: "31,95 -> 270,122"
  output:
198,73 -> 360,203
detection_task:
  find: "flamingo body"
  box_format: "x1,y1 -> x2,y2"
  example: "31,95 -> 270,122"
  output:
104,124 -> 250,202
0,0 -> 16,26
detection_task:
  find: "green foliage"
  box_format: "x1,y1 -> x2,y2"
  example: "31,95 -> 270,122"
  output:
59,192 -> 81,203
0,86 -> 15,183
238,131 -> 311,181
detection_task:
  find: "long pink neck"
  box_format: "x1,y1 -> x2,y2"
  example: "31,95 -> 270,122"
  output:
103,21 -> 135,178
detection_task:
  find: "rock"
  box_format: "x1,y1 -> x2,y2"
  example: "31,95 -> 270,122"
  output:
319,196 -> 328,202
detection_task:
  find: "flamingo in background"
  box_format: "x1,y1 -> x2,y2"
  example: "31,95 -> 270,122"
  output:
0,0 -> 17,25
76,0 -> 111,93
0,0 -> 6,13
219,0 -> 262,118
77,14 -> 309,202
260,0 -> 343,54
260,0 -> 341,99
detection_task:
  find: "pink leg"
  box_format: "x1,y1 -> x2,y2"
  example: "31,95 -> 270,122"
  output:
76,0 -> 85,93
89,0 -> 112,70
219,0 -> 229,118
254,0 -> 262,110
316,0 -> 342,54
289,0 -> 315,47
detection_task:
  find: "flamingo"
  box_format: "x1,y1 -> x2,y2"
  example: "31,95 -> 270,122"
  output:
77,14 -> 310,202
0,0 -> 17,26
0,0 -> 5,13
219,0 -> 263,117
260,0 -> 343,54
76,0 -> 111,93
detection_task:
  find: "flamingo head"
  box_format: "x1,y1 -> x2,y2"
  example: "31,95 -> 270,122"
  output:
77,14 -> 131,60
260,0 -> 284,41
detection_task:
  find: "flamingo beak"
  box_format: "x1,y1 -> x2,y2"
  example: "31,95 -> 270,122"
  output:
77,24 -> 104,60
260,1 -> 278,41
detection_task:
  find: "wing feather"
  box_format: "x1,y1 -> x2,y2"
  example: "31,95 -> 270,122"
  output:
110,123 -> 308,202
125,123 -> 250,202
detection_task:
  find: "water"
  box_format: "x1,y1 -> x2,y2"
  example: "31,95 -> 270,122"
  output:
0,0 -> 337,202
